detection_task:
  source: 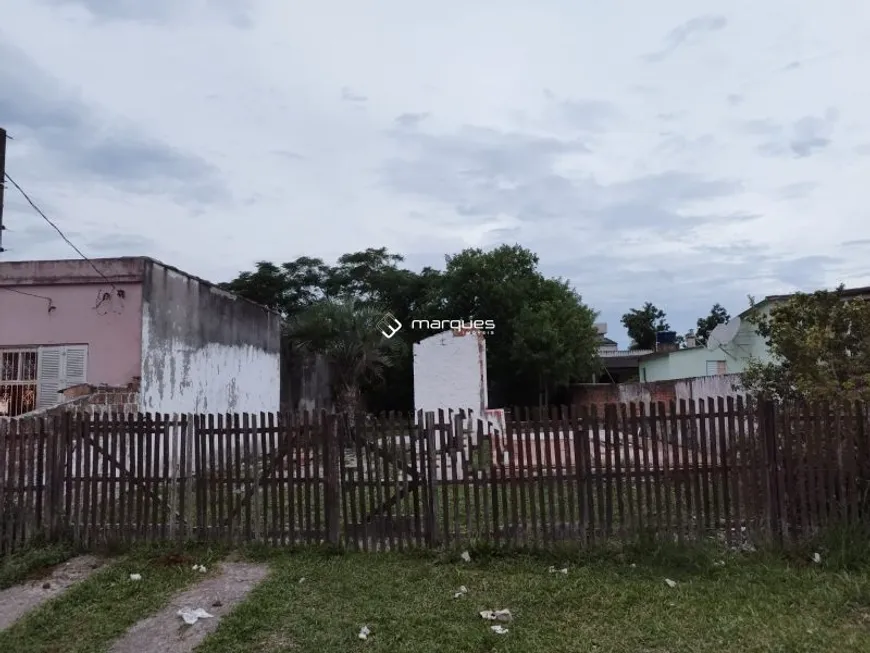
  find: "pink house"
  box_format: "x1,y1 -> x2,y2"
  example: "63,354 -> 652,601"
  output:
0,257 -> 281,417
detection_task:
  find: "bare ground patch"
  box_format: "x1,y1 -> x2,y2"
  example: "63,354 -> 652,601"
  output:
0,555 -> 103,631
108,562 -> 269,653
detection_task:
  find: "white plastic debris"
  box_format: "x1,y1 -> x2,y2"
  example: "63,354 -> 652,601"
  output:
490,625 -> 509,635
664,578 -> 677,588
192,564 -> 207,573
129,573 -> 142,581
812,552 -> 822,564
630,563 -> 636,568
460,550 -> 471,563
453,585 -> 468,598
714,560 -> 725,567
298,577 -> 306,583
358,625 -> 371,640
479,609 -> 512,622
548,566 -> 568,574
177,607 -> 213,625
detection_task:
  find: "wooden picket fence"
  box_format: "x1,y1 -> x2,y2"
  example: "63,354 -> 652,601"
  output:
1,396 -> 869,555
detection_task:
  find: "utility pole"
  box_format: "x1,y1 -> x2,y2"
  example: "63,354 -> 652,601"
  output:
0,126 -> 6,253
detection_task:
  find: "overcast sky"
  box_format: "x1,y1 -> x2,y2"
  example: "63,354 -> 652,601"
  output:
2,0 -> 870,346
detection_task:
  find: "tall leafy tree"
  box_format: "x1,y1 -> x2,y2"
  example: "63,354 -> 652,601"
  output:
219,257 -> 330,317
742,286 -> 870,403
439,244 -> 600,406
621,302 -> 669,350
695,303 -> 730,347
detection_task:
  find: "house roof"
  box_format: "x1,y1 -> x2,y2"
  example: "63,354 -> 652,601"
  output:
598,336 -> 618,347
737,284 -> 870,318
0,256 -> 280,316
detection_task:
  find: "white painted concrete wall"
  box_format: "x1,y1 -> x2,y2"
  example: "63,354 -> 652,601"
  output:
413,329 -> 488,420
139,264 -> 281,415
140,303 -> 280,414
141,319 -> 279,414
674,374 -> 743,403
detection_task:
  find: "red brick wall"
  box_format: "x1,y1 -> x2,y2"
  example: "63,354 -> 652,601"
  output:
571,382 -> 676,416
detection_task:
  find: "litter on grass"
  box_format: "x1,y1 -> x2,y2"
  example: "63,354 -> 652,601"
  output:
665,578 -> 677,588
177,607 -> 213,625
548,566 -> 568,574
460,550 -> 471,563
453,585 -> 468,598
358,625 -> 371,640
299,577 -> 306,583
480,609 -> 512,622
490,625 -> 509,635
714,560 -> 725,567
812,552 -> 822,564
192,564 -> 207,573
129,573 -> 142,581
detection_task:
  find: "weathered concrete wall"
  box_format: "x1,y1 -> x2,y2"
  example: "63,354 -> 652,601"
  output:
140,261 -> 281,414
0,258 -> 144,388
413,330 -> 488,419
674,374 -> 743,402
280,342 -> 333,413
572,374 -> 743,415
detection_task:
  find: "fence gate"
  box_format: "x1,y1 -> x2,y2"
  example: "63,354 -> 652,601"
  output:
337,414 -> 435,550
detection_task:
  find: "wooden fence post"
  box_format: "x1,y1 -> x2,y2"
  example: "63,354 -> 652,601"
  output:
424,411 -> 439,546
761,400 -> 783,545
324,411 -> 341,546
168,414 -> 179,540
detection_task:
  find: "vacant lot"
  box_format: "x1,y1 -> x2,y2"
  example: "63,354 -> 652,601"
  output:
2,543 -> 870,652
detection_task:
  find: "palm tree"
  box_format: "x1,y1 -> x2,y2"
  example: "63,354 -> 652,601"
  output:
284,299 -> 401,418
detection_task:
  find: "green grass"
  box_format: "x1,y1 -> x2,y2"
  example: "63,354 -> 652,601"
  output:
4,535 -> 870,653
0,543 -> 226,653
0,540 -> 78,589
193,544 -> 870,653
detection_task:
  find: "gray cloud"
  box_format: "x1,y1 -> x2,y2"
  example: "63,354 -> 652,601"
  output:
383,124 -> 743,241
842,239 -> 870,247
341,87 -> 367,103
727,94 -> 744,106
559,99 -> 622,132
776,181 -> 818,200
543,240 -> 845,343
271,150 -> 306,161
86,233 -> 158,254
41,0 -> 253,27
643,15 -> 728,63
0,41 -> 225,204
739,109 -> 839,159
853,143 -> 870,156
772,255 -> 841,287
394,113 -> 429,129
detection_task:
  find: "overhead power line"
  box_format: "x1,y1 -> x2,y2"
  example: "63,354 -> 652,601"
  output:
2,171 -> 117,290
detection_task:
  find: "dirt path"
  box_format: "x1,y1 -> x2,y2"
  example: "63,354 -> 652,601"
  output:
108,562 -> 269,653
0,555 -> 104,631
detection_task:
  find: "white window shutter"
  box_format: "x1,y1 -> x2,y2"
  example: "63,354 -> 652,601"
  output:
37,346 -> 63,410
63,345 -> 88,387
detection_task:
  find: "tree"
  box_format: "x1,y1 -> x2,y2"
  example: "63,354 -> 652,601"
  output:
695,303 -> 730,347
439,244 -> 600,406
224,244 -> 602,410
621,303 -> 669,350
741,285 -> 870,403
219,257 -> 330,317
284,299 -> 401,416
510,278 -> 601,406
